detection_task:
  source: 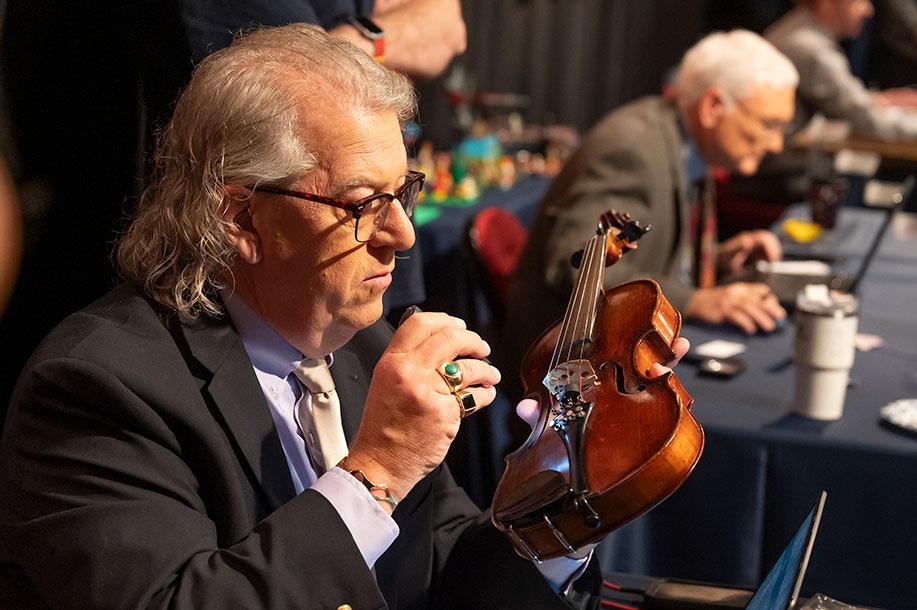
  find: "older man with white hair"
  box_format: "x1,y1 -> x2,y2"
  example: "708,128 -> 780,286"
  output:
0,22 -> 692,609
507,30 -> 799,379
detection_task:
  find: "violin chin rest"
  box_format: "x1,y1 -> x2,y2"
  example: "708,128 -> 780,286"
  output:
493,469 -> 569,524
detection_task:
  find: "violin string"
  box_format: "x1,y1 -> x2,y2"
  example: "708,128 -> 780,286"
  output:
572,234 -> 600,363
579,228 -> 607,364
550,239 -> 584,370
552,217 -> 612,371
567,231 -> 601,365
573,233 -> 599,364
554,233 -> 597,369
555,237 -> 587,367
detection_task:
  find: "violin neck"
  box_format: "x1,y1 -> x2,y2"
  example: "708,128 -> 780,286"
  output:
551,231 -> 607,368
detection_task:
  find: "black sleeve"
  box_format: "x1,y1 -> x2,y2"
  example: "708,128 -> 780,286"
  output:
0,357 -> 385,609
438,517 -> 602,610
178,0 -> 339,63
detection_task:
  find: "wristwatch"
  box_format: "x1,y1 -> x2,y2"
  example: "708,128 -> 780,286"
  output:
346,15 -> 385,62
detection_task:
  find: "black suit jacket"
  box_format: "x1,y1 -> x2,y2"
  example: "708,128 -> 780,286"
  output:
0,283 -> 598,609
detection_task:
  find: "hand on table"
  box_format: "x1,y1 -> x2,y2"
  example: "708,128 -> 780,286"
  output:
717,230 -> 782,275
346,312 -> 499,507
685,282 -> 786,334
874,88 -> 917,110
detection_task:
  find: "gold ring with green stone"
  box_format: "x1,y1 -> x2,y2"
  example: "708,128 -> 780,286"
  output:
438,360 -> 463,392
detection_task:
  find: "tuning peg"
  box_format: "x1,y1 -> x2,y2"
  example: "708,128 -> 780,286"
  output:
570,249 -> 584,269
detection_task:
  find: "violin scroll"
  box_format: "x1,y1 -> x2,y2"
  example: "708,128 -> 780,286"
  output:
570,210 -> 651,269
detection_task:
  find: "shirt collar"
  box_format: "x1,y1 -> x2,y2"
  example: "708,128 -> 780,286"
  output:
221,290 -> 331,379
676,112 -> 708,185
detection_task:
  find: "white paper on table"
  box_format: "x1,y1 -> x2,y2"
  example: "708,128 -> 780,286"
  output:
756,260 -> 832,276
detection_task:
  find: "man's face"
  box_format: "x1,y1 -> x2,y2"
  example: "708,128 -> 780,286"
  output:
238,108 -> 415,355
827,0 -> 874,39
701,85 -> 796,176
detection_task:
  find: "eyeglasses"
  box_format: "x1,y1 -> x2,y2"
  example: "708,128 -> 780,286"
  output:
733,101 -> 790,140
247,170 -> 425,242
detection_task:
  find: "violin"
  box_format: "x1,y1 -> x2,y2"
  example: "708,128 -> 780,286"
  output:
491,210 -> 704,561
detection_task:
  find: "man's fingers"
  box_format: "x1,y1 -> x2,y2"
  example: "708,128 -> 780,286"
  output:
432,358 -> 501,395
515,398 -> 540,429
727,307 -> 757,334
449,385 -> 497,419
747,303 -> 776,332
670,337 -> 690,366
388,311 -> 466,352
415,326 -> 491,368
760,291 -> 786,320
755,230 -> 783,262
648,363 -> 673,378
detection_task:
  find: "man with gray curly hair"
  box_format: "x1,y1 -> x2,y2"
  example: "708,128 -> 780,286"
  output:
0,23 -> 626,609
507,30 -> 799,388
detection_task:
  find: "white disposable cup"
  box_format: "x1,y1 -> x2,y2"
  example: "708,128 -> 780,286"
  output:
792,298 -> 858,420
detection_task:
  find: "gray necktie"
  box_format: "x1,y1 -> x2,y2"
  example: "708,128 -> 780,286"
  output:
293,358 -> 349,473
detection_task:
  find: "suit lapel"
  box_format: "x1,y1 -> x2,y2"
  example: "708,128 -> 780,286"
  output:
177,316 -> 296,511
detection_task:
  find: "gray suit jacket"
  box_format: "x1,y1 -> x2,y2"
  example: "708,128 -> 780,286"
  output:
503,96 -> 693,397
766,6 -> 917,141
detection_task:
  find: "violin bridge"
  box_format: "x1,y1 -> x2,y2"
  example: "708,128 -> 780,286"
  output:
543,359 -> 599,431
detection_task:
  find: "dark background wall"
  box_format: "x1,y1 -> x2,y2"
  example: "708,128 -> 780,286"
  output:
454,0 -> 791,133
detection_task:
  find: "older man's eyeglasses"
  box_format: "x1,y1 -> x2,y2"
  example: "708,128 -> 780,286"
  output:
247,170 -> 425,242
733,101 -> 789,140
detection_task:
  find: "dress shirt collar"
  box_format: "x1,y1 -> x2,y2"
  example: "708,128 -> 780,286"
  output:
684,137 -> 707,186
675,113 -> 708,186
220,290 -> 331,378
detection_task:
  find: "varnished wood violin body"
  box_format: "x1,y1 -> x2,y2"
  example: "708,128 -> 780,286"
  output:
491,211 -> 704,561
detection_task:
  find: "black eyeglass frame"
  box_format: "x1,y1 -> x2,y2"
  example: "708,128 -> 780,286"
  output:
246,170 -> 425,243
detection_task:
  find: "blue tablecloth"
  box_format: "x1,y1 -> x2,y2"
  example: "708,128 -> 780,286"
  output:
415,176 -> 551,507
600,207 -> 917,610
414,175 -> 548,323
418,188 -> 917,608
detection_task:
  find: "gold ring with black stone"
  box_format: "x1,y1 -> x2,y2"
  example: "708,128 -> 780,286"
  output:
454,389 -> 481,418
437,360 -> 463,393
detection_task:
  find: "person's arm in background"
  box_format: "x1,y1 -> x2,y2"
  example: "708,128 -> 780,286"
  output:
794,37 -> 917,140
682,227 -> 785,335
543,137 -> 785,335
177,0 -> 463,79
330,0 -> 466,79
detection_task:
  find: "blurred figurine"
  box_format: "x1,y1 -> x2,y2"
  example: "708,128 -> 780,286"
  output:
432,150 -> 454,201
498,155 -> 516,190
455,175 -> 480,200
